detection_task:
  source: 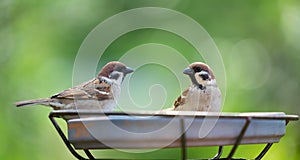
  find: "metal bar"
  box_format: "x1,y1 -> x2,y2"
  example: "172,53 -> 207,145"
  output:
286,120 -> 290,125
49,113 -> 88,160
212,146 -> 223,159
255,143 -> 273,160
227,117 -> 252,160
254,120 -> 291,160
50,110 -> 299,121
180,116 -> 186,160
84,149 -> 95,160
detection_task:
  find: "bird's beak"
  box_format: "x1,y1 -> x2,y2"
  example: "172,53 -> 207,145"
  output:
183,68 -> 193,75
124,67 -> 134,74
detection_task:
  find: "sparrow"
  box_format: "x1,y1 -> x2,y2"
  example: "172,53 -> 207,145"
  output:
15,61 -> 134,111
172,62 -> 222,112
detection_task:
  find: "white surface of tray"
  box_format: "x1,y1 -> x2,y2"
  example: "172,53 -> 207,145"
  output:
65,111 -> 293,149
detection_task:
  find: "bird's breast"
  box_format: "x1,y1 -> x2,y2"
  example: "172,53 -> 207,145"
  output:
183,85 -> 220,111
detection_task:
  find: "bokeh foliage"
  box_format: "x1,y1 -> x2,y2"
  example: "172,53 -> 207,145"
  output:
1,0 -> 299,159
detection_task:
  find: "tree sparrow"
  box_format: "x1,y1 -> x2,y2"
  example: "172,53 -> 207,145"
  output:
15,61 -> 134,111
172,62 -> 222,112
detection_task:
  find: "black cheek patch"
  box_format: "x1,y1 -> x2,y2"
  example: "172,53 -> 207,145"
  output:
110,73 -> 120,80
200,74 -> 209,81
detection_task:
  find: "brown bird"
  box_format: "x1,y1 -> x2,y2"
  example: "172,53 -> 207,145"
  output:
15,61 -> 134,110
172,62 -> 222,112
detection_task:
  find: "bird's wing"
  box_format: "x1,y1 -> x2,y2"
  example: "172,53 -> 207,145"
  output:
51,77 -> 113,100
78,77 -> 113,88
173,88 -> 189,109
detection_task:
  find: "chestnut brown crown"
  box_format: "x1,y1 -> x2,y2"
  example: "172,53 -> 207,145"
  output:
98,61 -> 134,78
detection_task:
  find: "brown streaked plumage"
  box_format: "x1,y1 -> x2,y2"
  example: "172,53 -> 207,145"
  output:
172,62 -> 222,112
15,61 -> 134,110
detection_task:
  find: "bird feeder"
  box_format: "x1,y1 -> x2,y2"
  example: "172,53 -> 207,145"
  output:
49,110 -> 298,160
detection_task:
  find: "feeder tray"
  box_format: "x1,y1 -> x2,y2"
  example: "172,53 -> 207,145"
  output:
49,110 -> 298,160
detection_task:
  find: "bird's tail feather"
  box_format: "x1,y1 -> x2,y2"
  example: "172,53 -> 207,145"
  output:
15,98 -> 51,107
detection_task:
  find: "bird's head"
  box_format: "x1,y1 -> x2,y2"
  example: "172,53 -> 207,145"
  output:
98,61 -> 134,82
183,62 -> 215,90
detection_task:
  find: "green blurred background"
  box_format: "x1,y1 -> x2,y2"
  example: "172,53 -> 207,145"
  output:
1,0 -> 300,159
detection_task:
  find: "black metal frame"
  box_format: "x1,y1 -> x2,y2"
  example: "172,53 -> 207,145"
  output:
49,113 -> 92,160
49,111 -> 298,160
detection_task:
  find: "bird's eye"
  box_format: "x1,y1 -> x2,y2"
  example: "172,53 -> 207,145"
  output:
194,67 -> 202,72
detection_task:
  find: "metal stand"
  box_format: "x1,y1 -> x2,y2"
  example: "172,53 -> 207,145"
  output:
255,143 -> 273,160
49,112 -> 94,160
253,120 -> 291,160
212,146 -> 223,159
48,111 -> 297,160
180,116 -> 187,160
226,117 -> 251,159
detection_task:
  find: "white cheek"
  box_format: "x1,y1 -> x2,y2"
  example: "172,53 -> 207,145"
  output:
111,71 -> 124,84
195,73 -> 205,84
